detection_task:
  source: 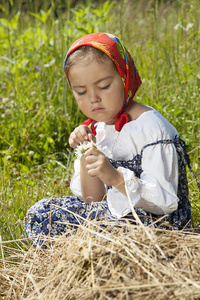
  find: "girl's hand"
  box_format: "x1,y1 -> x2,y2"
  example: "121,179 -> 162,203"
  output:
84,147 -> 124,188
69,125 -> 96,149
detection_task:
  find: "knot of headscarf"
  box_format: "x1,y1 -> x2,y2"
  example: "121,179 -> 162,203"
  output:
64,32 -> 142,134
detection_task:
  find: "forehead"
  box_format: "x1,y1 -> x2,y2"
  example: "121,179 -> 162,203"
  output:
68,58 -> 119,83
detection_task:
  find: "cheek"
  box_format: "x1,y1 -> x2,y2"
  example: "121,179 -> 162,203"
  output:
120,89 -> 125,101
74,98 -> 83,111
115,86 -> 125,105
74,96 -> 83,106
113,80 -> 125,100
76,101 -> 83,110
119,82 -> 125,99
76,100 -> 88,113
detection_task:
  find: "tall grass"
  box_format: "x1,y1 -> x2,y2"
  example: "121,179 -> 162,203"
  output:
0,0 -> 199,242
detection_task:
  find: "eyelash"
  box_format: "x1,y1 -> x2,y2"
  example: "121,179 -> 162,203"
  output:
76,84 -> 111,96
77,91 -> 86,96
100,84 -> 111,90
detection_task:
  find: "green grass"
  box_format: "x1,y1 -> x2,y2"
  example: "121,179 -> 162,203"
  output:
0,0 -> 199,242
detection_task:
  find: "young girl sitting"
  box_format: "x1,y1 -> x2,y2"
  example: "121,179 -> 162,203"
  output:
25,33 -> 193,245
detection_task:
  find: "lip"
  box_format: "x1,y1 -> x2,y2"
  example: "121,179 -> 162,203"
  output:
92,107 -> 104,112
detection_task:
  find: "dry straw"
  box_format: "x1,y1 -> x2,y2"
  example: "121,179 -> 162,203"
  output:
1,209 -> 200,300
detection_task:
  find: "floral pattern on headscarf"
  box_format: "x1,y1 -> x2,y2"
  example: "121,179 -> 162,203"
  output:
64,33 -> 142,133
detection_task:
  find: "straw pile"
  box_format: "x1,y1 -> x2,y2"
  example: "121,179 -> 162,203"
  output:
1,219 -> 200,300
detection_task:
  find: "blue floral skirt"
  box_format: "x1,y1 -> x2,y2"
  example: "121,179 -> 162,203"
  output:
24,196 -> 114,246
25,195 -> 184,246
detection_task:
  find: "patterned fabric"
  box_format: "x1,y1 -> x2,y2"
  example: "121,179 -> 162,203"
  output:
63,32 -> 142,133
25,197 -> 112,246
24,136 -> 193,246
109,136 -> 192,230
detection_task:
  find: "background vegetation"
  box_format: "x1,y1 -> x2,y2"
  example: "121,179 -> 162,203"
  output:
0,0 -> 199,243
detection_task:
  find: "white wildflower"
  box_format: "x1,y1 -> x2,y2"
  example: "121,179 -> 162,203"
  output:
174,22 -> 194,31
75,140 -> 99,159
174,23 -> 180,30
185,23 -> 194,31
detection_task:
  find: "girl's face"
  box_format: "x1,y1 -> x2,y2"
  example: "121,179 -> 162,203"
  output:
68,57 -> 125,125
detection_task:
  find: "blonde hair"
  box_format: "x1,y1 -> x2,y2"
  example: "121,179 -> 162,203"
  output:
64,46 -> 114,79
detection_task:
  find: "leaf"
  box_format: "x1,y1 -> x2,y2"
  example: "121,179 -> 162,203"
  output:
30,8 -> 51,23
103,1 -> 113,15
43,137 -> 55,152
0,4 -> 6,12
18,163 -> 30,175
0,18 -> 10,27
0,135 -> 12,146
10,12 -> 20,29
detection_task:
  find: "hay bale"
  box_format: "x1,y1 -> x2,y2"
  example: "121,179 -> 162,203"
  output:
1,220 -> 200,299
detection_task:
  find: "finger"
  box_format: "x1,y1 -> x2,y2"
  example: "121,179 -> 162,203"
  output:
78,126 -> 91,141
68,136 -> 79,149
70,128 -> 88,145
77,125 -> 94,141
69,132 -> 84,146
84,147 -> 100,157
85,163 -> 98,175
75,125 -> 93,142
87,166 -> 100,177
85,154 -> 98,164
88,133 -> 96,143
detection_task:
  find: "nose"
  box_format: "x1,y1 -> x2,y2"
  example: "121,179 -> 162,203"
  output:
89,90 -> 101,103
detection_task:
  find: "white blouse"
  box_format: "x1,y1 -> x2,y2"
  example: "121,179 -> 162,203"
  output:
70,109 -> 179,218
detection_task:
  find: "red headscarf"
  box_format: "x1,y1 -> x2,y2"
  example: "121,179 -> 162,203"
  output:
64,33 -> 142,134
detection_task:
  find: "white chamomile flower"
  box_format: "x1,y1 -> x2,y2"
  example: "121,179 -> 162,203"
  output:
75,140 -> 98,159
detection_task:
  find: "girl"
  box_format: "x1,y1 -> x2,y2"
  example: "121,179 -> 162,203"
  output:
25,33 -> 194,245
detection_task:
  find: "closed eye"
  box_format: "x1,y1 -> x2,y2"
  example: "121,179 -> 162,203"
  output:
76,91 -> 86,96
100,83 -> 111,90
